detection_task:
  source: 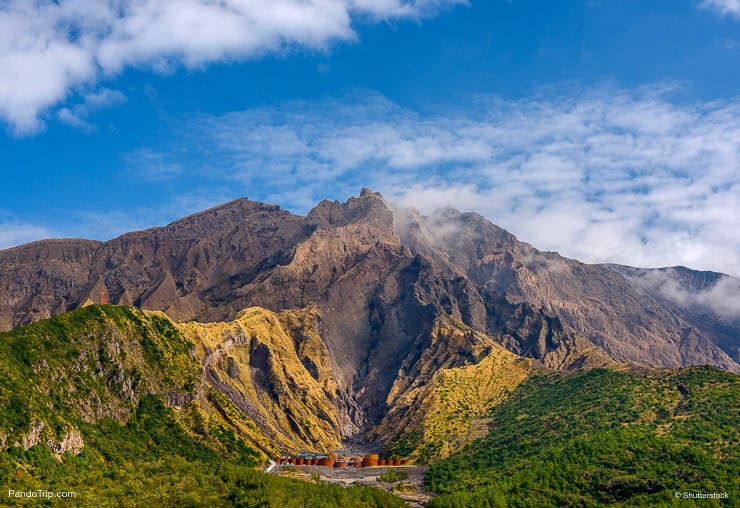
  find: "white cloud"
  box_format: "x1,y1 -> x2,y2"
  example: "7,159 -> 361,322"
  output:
83,88 -> 127,109
168,88 -> 740,276
626,269 -> 740,319
57,88 -> 126,131
0,0 -> 463,135
702,0 -> 740,17
0,222 -> 54,250
57,107 -> 94,131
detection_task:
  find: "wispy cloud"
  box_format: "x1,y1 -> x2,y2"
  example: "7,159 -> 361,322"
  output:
122,148 -> 183,181
701,0 -> 740,17
56,88 -> 126,131
0,222 -> 53,250
143,87 -> 740,276
0,0 -> 463,135
627,269 -> 740,319
57,107 -> 94,131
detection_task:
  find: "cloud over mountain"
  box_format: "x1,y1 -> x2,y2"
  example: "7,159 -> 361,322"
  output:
143,88 -> 739,276
0,222 -> 53,250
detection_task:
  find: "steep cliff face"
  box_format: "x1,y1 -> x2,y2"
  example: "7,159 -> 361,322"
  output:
610,264 -> 740,365
0,302 -> 602,460
392,205 -> 739,372
0,199 -> 309,330
371,317 -> 535,461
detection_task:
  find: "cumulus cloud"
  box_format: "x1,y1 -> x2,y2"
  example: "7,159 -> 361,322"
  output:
702,0 -> 740,17
153,88 -> 740,276
0,0 -> 463,134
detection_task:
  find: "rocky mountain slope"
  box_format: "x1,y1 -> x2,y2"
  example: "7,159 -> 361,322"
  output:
0,302 -> 594,461
0,189 -> 738,454
0,304 -> 272,457
2,189 -> 736,367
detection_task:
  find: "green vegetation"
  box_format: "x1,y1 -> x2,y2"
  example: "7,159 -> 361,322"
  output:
384,432 -> 421,460
0,305 -> 196,439
378,470 -> 410,483
0,306 -> 403,507
426,367 -> 739,507
1,394 -> 403,506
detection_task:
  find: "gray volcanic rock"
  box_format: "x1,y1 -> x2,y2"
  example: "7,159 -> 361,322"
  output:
0,189 -> 737,382
394,205 -> 739,372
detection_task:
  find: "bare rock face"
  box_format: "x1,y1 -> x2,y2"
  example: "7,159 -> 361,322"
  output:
47,429 -> 84,457
0,199 -> 309,330
180,306 -> 346,452
393,205 -> 739,372
21,420 -> 45,450
0,239 -> 101,329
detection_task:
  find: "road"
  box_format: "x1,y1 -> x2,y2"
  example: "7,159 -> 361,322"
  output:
265,459 -> 277,474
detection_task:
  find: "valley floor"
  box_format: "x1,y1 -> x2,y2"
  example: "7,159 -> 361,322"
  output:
274,463 -> 433,507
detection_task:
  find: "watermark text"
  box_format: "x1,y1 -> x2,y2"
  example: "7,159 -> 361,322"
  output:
674,491 -> 729,500
8,489 -> 76,500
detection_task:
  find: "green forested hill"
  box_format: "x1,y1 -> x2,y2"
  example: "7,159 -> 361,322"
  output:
426,367 -> 739,507
0,305 -> 403,507
2,394 -> 403,506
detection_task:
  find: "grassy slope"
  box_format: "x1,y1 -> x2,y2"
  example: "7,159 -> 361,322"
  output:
426,367 -> 739,507
383,346 -> 533,463
0,305 -> 403,507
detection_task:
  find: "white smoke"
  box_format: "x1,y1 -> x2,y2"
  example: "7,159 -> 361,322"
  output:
628,269 -> 740,320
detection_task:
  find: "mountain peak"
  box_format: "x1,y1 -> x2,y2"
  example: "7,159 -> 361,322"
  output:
306,188 -> 392,229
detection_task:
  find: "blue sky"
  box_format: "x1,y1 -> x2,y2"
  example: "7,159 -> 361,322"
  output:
1,0 -> 740,276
